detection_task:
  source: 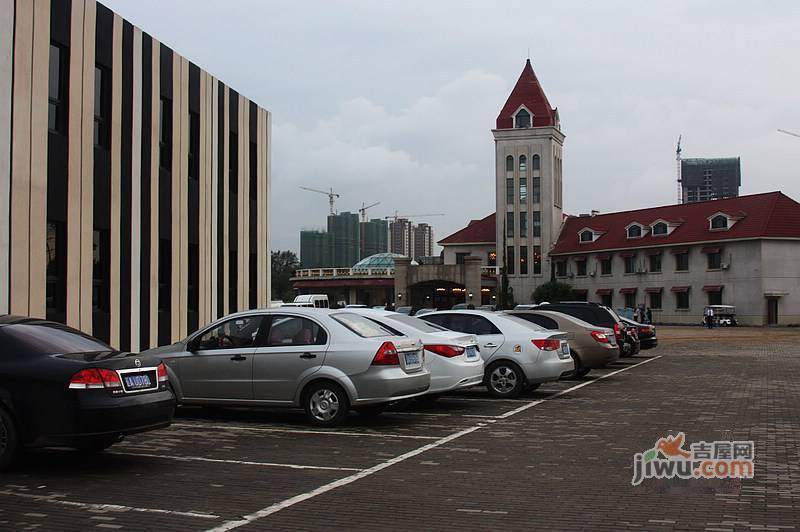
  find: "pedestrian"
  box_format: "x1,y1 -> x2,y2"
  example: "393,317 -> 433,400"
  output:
646,307 -> 653,324
704,306 -> 714,329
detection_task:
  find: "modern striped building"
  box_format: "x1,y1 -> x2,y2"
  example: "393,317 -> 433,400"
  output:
0,0 -> 272,351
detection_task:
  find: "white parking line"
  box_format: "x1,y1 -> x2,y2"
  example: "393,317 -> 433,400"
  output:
170,423 -> 439,441
0,489 -> 219,519
107,451 -> 362,472
205,355 -> 662,532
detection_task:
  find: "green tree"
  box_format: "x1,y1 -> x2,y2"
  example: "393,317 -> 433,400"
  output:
532,280 -> 574,304
271,250 -> 299,303
496,219 -> 515,310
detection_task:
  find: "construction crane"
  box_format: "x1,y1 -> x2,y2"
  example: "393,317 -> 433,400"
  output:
384,211 -> 445,222
359,201 -> 381,222
778,129 -> 800,139
299,186 -> 340,215
676,134 -> 683,204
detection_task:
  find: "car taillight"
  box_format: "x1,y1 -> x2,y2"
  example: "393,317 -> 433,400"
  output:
532,339 -> 561,351
425,344 -> 465,358
372,342 -> 400,366
613,323 -> 622,340
157,362 -> 168,383
591,331 -> 611,344
69,368 -> 121,390
638,326 -> 650,335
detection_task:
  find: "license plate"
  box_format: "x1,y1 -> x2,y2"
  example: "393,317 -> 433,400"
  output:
404,352 -> 420,366
465,346 -> 479,359
561,343 -> 570,355
123,373 -> 153,390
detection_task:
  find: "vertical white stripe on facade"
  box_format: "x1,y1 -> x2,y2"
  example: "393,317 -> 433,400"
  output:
265,110 -> 272,304
0,0 -> 13,315
130,27 -> 142,351
80,0 -> 96,332
210,76 -> 218,320
109,14 -> 122,348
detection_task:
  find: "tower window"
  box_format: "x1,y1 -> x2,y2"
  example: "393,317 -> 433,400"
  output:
579,230 -> 594,243
519,155 -> 527,204
652,222 -> 668,235
710,215 -> 728,230
532,155 -> 541,203
627,224 -> 643,239
515,108 -> 531,128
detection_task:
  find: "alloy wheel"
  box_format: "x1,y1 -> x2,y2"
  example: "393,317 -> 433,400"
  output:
309,389 -> 340,422
490,365 -> 518,394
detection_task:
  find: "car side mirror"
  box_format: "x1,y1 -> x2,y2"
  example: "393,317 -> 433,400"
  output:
187,339 -> 199,352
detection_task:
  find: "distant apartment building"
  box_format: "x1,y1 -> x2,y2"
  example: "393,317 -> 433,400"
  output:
388,218 -> 433,259
681,157 -> 741,203
413,223 -> 433,259
299,230 -> 330,269
300,211 -> 363,268
360,218 -> 388,258
0,0 -> 272,351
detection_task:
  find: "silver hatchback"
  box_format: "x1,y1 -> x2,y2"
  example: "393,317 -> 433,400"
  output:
143,308 -> 430,426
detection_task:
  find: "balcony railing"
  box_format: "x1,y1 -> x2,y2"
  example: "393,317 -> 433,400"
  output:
294,268 -> 395,278
481,266 -> 500,275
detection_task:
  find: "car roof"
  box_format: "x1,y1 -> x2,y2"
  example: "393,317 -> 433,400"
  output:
511,309 -> 600,330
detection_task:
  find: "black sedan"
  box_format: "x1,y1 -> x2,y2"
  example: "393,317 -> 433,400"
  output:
0,316 -> 176,470
620,317 -> 658,350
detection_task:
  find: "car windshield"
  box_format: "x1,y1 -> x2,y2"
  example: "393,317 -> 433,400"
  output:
386,314 -> 448,333
332,313 -> 397,338
0,322 -> 114,355
502,315 -> 547,331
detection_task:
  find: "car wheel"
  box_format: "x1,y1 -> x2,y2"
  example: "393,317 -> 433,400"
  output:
484,362 -> 525,398
75,436 -> 121,453
0,407 -> 19,471
304,381 -> 350,427
355,404 -> 387,417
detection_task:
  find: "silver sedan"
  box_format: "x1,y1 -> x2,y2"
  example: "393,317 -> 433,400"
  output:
143,308 -> 430,426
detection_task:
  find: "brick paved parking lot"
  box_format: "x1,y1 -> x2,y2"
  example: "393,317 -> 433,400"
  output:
2,326 -> 800,531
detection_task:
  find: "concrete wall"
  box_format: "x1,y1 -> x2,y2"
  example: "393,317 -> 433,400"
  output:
442,243 -> 494,266
760,240 -> 800,325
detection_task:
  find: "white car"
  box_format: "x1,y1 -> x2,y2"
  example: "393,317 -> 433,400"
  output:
420,310 -> 574,398
346,309 -> 484,395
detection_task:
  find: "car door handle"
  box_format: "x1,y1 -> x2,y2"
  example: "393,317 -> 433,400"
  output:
483,343 -> 498,348
230,354 -> 247,361
299,353 -> 317,359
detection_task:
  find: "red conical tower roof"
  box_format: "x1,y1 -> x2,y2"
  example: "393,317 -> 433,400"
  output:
495,59 -> 556,129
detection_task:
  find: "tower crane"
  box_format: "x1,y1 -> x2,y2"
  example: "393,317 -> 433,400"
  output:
359,201 -> 381,222
778,129 -> 800,139
299,186 -> 340,215
384,211 -> 445,222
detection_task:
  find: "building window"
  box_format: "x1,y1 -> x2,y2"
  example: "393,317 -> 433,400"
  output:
506,246 -> 515,275
652,222 -> 668,235
675,291 -> 690,310
576,259 -> 587,276
188,111 -> 199,181
515,108 -> 531,128
48,44 -> 68,134
627,224 -> 643,239
488,251 -> 497,266
45,221 -> 66,317
229,132 -> 238,189
533,211 -> 541,237
533,246 -> 541,275
601,293 -> 612,307
188,243 -> 199,314
649,292 -> 662,309
505,155 -> 514,205
532,155 -> 541,203
456,252 -> 470,265
93,66 -> 110,149
520,212 -> 527,238
506,212 -> 514,237
707,251 -> 722,270
624,292 -> 636,309
555,260 -> 566,277
92,229 -> 109,311
519,155 -> 527,205
600,257 -> 612,275
649,253 -> 662,273
711,214 -> 728,230
249,141 -> 258,200
158,239 -> 171,312
624,255 -> 637,274
229,250 -> 238,310
519,246 -> 528,275
159,98 -> 172,169
708,289 -> 722,306
580,230 -> 594,243
506,155 -> 514,173
675,251 -> 689,271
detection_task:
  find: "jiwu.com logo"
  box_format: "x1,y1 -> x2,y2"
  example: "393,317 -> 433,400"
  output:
632,432 -> 754,486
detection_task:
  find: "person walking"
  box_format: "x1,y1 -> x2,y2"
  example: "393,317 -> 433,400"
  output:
704,306 -> 715,329
646,307 -> 653,324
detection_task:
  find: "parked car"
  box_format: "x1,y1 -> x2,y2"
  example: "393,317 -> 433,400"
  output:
477,304 -> 497,312
413,308 -> 438,316
419,310 -> 573,398
395,306 -> 413,315
0,316 -> 176,470
346,309 -> 484,395
620,317 -> 658,349
344,304 -> 368,308
532,302 -> 640,358
509,310 -> 619,377
143,308 -> 430,427
451,303 -> 469,310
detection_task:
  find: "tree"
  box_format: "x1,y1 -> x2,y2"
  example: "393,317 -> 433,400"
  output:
496,218 -> 515,310
532,280 -> 574,304
271,250 -> 299,303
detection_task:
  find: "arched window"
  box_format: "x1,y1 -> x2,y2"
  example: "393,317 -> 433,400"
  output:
652,222 -> 668,235
505,156 -> 514,205
532,155 -> 541,203
519,154 -> 527,203
580,230 -> 594,243
627,225 -> 643,238
515,109 -> 531,128
711,215 -> 728,229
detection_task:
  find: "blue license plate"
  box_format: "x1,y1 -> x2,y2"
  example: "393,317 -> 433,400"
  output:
465,346 -> 479,359
123,373 -> 153,390
404,352 -> 420,366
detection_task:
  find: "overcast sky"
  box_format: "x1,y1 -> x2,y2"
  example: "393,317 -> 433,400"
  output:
105,0 -> 800,254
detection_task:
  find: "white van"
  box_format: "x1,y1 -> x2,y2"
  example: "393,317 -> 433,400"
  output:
284,294 -> 329,308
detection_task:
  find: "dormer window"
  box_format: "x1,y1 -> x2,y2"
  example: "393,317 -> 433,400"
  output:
579,230 -> 595,243
710,215 -> 728,230
626,223 -> 645,239
652,222 -> 668,236
514,108 -> 531,128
